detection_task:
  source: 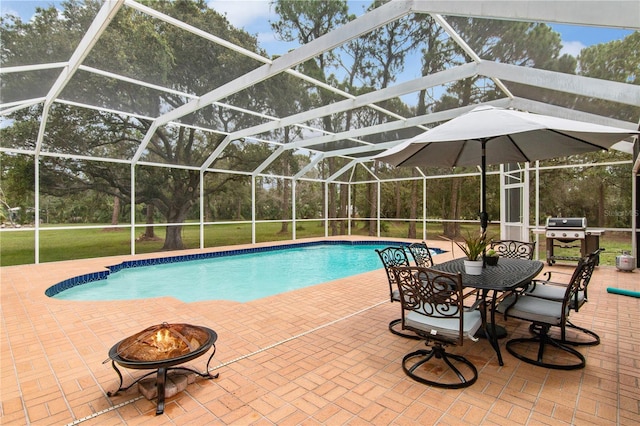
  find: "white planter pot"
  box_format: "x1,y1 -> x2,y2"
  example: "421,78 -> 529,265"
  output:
464,259 -> 483,275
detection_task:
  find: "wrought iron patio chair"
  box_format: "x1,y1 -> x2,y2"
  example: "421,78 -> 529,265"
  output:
375,246 -> 418,339
495,253 -> 598,370
391,266 -> 482,388
523,248 -> 603,346
489,240 -> 536,260
407,241 -> 435,267
487,239 -> 537,312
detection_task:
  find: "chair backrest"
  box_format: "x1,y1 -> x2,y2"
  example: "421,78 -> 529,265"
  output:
571,248 -> 602,308
407,242 -> 434,267
489,240 -> 536,260
559,251 -> 600,316
391,266 -> 465,346
375,246 -> 411,302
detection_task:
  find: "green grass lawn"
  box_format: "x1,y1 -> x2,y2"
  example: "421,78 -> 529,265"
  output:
0,221 -> 632,267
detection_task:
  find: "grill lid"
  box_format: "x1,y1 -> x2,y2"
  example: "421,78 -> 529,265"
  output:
545,217 -> 587,229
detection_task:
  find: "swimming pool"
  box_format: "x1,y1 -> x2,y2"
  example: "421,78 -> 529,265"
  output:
48,241 -> 441,303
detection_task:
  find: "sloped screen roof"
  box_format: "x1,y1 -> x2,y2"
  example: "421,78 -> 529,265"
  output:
1,0 -> 638,180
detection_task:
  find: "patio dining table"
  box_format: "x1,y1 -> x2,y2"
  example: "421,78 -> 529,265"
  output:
432,257 -> 544,365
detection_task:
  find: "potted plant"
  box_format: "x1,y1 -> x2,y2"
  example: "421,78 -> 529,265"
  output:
484,248 -> 499,266
443,231 -> 488,275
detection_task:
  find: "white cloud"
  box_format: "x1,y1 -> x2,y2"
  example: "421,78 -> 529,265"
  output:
207,0 -> 274,29
560,40 -> 586,57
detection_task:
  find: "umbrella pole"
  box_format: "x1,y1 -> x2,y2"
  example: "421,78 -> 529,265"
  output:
480,139 -> 488,267
480,139 -> 488,233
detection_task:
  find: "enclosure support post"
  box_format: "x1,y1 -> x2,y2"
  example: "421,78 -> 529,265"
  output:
523,162 -> 531,243
534,160 -> 540,261
292,179 -> 297,240
251,176 -> 256,244
423,177 -> 427,241
348,182 -> 352,236
34,156 -> 40,264
324,182 -> 329,237
377,181 -> 381,237
632,141 -> 639,264
130,164 -> 136,255
199,170 -> 204,249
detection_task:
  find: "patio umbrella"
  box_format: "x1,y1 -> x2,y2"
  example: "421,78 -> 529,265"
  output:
375,105 -> 638,233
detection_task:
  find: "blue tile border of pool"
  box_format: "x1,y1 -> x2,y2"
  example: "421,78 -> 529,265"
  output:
45,240 -> 442,297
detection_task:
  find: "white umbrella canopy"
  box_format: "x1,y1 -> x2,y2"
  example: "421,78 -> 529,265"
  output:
375,105 -> 638,233
377,105 -> 637,168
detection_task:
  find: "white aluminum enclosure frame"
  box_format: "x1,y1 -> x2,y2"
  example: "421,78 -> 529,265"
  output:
0,0 -> 638,263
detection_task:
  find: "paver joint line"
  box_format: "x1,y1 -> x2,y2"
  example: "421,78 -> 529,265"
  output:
63,300 -> 387,425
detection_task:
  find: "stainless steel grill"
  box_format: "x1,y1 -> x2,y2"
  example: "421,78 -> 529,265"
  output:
544,217 -> 603,265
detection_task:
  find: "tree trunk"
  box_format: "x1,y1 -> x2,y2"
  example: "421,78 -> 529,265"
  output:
598,181 -> 605,227
204,195 -> 212,222
111,196 -> 120,225
368,162 -> 377,236
145,204 -> 155,239
236,199 -> 243,220
443,178 -> 461,238
368,180 -> 377,236
339,183 -> 348,235
280,177 -> 290,234
162,203 -> 190,250
163,225 -> 183,250
328,161 -> 337,236
395,182 -> 401,218
280,133 -> 292,234
351,182 -> 358,229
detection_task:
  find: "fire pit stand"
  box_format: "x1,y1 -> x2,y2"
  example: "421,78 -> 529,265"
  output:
106,323 -> 218,415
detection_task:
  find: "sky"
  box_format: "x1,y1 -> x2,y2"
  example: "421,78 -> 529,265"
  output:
1,0 -> 634,59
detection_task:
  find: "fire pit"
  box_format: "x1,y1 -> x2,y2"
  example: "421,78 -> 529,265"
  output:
106,322 -> 218,415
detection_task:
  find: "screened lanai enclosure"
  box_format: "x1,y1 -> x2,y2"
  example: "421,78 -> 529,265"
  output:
1,0 -> 639,265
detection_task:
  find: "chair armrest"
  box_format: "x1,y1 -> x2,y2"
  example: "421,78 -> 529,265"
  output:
542,270 -> 572,282
527,270 -> 571,291
464,295 -> 483,312
531,279 -> 568,288
463,288 -> 479,299
462,288 -> 480,310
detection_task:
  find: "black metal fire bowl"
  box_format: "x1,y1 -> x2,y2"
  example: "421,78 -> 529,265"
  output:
106,323 -> 218,415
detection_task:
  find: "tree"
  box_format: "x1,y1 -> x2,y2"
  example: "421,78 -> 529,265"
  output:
411,15 -> 449,238
578,31 -> 639,122
271,0 -> 350,236
434,19 -> 572,237
1,0 -> 272,250
358,2 -> 426,236
577,32 -> 638,227
535,32 -> 638,227
258,64 -> 310,234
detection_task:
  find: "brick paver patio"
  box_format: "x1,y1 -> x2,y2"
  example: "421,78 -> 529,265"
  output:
1,238 -> 638,425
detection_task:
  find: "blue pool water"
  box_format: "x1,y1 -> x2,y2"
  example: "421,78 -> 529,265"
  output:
51,241 -> 438,303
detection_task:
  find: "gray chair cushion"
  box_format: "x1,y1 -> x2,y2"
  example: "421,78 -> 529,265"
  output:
405,308 -> 482,340
528,285 -> 585,309
391,289 -> 400,302
497,294 -> 567,325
